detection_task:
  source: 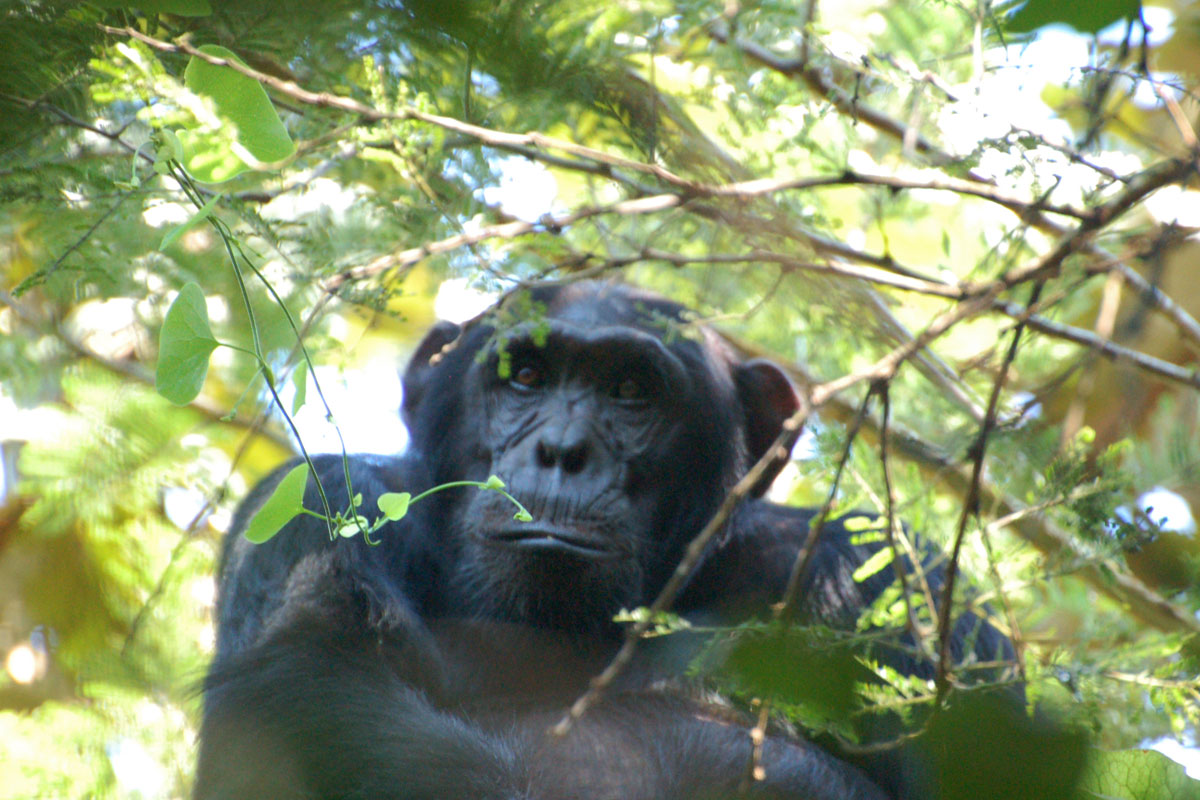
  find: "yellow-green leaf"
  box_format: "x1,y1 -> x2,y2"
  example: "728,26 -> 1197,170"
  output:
851,547 -> 896,583
378,492 -> 412,522
244,464 -> 309,544
336,515 -> 371,538
291,364 -> 307,415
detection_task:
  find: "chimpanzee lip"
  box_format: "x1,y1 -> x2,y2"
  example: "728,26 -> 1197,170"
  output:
488,525 -> 619,561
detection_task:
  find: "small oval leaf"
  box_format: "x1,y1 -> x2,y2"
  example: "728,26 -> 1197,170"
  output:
336,515 -> 370,538
244,464 -> 309,544
484,475 -> 506,490
851,547 -> 896,583
378,492 -> 411,522
156,282 -> 220,405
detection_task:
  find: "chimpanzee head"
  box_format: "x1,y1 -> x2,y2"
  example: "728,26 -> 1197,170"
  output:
402,281 -> 798,631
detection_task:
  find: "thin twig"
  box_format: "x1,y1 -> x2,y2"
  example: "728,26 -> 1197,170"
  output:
936,280 -> 1041,692
776,385 -> 876,621
550,393 -> 813,734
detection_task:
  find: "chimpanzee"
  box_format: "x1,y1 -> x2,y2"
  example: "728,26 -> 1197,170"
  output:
194,281 -> 1015,800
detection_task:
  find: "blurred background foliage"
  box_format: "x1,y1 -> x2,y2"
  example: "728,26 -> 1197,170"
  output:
1,0 -> 1199,797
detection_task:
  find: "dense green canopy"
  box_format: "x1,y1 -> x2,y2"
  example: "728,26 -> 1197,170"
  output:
1,1 -> 1198,797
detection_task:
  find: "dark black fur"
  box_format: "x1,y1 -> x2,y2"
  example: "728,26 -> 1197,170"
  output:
195,282 -> 1013,800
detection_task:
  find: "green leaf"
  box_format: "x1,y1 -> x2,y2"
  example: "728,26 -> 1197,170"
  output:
244,464 -> 309,544
91,0 -> 213,15
1007,0 -> 1141,35
484,475 -> 506,490
177,44 -> 295,183
155,282 -> 220,405
378,492 -> 411,521
291,365 -> 307,414
514,509 -> 533,522
726,629 -> 875,728
843,515 -> 887,532
336,515 -> 370,538
159,192 -> 222,251
1078,749 -> 1200,800
920,693 -> 1089,799
851,547 -> 896,583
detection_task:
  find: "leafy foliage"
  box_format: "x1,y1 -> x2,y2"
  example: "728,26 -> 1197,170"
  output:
1,0 -> 1199,797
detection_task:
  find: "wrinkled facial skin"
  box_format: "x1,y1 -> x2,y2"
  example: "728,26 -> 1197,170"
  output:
454,323 -> 706,629
402,283 -> 794,632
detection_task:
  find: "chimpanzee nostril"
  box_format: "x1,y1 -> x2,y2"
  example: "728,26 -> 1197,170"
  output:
560,442 -> 587,474
536,440 -> 556,469
536,434 -> 589,474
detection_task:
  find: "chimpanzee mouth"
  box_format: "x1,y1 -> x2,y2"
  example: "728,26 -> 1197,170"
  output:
487,525 -> 620,561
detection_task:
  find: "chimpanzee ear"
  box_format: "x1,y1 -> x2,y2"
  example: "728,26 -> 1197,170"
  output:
401,320 -> 462,424
734,359 -> 800,497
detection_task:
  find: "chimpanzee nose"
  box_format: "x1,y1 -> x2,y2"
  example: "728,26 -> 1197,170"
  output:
536,423 -> 589,474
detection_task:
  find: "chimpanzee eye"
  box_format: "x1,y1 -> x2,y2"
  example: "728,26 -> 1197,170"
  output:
615,378 -> 642,401
512,364 -> 544,389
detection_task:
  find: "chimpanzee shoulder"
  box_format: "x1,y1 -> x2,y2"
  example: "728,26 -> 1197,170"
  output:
196,280 -> 1015,800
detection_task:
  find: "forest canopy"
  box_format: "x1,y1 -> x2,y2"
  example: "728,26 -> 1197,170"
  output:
0,1 -> 1199,797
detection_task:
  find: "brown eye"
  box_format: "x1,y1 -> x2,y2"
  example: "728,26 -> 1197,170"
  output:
513,365 -> 542,388
616,378 -> 642,401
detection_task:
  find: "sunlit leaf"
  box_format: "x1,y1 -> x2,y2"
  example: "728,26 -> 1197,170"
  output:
851,547 -> 895,583
378,492 -> 411,521
177,44 -> 294,183
155,282 -> 220,405
244,464 -> 309,543
843,515 -> 887,532
336,515 -> 370,538
1078,749 -> 1200,800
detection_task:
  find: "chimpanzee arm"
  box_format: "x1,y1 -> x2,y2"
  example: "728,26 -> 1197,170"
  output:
195,617 -> 531,800
198,454 -> 518,799
503,693 -> 889,800
212,453 -> 445,660
683,500 -> 1016,674
197,624 -> 890,800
